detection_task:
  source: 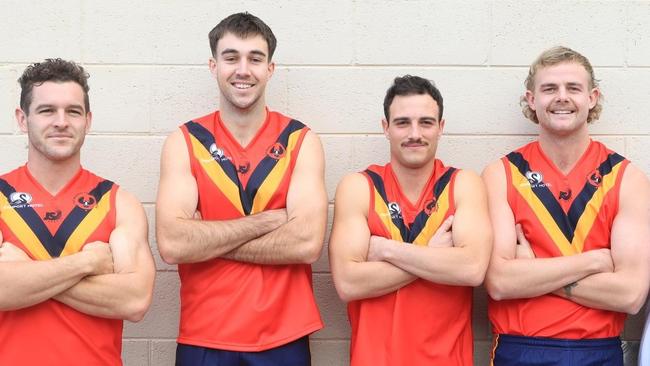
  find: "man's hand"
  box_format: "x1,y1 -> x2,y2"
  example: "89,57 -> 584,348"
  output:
367,235 -> 388,262
81,242 -> 114,275
514,224 -> 535,259
0,242 -> 30,262
427,215 -> 454,248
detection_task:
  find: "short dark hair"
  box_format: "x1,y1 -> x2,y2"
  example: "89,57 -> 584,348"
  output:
208,12 -> 277,61
383,75 -> 443,121
18,58 -> 90,114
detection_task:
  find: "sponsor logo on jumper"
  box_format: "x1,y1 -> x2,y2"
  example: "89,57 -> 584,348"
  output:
521,171 -> 551,188
558,189 -> 572,201
4,192 -> 43,210
238,161 -> 251,174
388,202 -> 403,221
44,210 -> 62,221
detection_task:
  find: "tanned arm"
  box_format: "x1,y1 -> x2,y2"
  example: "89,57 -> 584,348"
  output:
155,129 -> 287,264
367,170 -> 492,287
329,173 -> 417,302
482,160 -> 614,300
551,164 -> 650,314
53,188 -> 156,322
222,131 -> 327,264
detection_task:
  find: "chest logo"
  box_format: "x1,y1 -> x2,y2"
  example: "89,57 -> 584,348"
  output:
267,143 -> 286,160
43,210 -> 62,221
387,202 -> 403,221
9,192 -> 32,207
587,169 -> 603,187
209,143 -> 226,161
74,193 -> 97,211
424,198 -> 438,215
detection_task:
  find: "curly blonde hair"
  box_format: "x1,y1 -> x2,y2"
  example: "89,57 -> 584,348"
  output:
521,46 -> 602,124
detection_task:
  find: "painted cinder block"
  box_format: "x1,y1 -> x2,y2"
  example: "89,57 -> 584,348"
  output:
354,0 -> 490,65
310,340 -> 350,366
0,135 -> 29,173
150,340 -> 177,366
122,339 -> 150,366
85,66 -> 152,133
312,273 -> 350,340
81,135 -> 165,204
591,69 -> 650,136
626,1 -> 650,67
124,271 -> 180,338
626,137 -> 650,177
491,1 -> 627,67
0,0 -> 82,63
0,66 -> 17,134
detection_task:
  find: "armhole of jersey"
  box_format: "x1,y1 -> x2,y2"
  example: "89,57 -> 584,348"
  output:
448,168 -> 460,216
500,157 -> 515,212
612,159 -> 630,215
362,171 -> 375,226
109,183 -> 119,229
180,124 -> 198,179
289,127 -> 310,173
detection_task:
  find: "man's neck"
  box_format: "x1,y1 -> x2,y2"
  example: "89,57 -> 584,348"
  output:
26,155 -> 81,196
538,127 -> 591,175
391,159 -> 436,204
219,101 -> 267,147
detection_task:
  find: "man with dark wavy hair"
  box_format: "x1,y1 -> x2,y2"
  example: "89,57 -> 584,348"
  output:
329,75 -> 492,365
484,46 -> 650,365
156,13 -> 326,366
0,58 -> 155,365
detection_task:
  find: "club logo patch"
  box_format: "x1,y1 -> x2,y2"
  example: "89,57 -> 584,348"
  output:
74,193 -> 97,211
267,143 -> 286,160
587,169 -> 603,187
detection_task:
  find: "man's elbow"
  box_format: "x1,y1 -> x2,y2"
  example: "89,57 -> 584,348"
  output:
621,289 -> 647,315
298,236 -> 324,264
123,293 -> 153,323
156,233 -> 182,265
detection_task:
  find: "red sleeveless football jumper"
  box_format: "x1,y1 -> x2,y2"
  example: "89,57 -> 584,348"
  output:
489,140 -> 629,338
178,110 -> 323,351
348,161 -> 473,365
0,166 -> 121,365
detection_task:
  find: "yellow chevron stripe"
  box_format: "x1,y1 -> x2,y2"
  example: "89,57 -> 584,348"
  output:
571,163 -> 622,253
373,189 -> 404,241
60,189 -> 113,257
510,162 -> 577,256
412,184 -> 451,246
189,134 -> 244,216
251,129 -> 304,214
0,194 -> 51,260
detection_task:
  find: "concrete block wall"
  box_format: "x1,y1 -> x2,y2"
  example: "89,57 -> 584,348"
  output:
2,1 -> 649,365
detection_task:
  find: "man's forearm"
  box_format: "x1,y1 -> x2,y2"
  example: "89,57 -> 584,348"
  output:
0,255 -> 94,310
487,250 -> 610,300
158,209 -> 286,264
222,212 -> 326,265
336,260 -> 416,302
54,271 -> 152,322
553,270 -> 648,314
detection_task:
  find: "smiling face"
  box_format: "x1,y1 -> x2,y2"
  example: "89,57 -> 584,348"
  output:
383,94 -> 444,170
16,81 -> 91,163
209,32 -> 275,112
525,61 -> 599,136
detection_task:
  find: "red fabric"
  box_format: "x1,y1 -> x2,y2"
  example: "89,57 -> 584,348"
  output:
489,140 -> 628,339
0,166 -> 122,365
348,161 -> 473,366
177,110 -> 322,351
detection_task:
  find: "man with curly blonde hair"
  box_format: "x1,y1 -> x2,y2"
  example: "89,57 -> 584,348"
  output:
483,46 -> 650,365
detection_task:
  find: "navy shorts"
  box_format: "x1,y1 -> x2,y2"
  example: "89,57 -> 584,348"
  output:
175,336 -> 311,366
491,334 -> 623,366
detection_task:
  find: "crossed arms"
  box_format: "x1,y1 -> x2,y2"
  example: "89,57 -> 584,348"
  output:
0,188 -> 155,322
329,169 -> 492,302
155,128 -> 327,265
483,160 -> 650,314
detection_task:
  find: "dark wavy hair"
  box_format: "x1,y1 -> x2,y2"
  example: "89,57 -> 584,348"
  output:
209,12 -> 277,61
383,75 -> 443,122
18,58 -> 90,114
